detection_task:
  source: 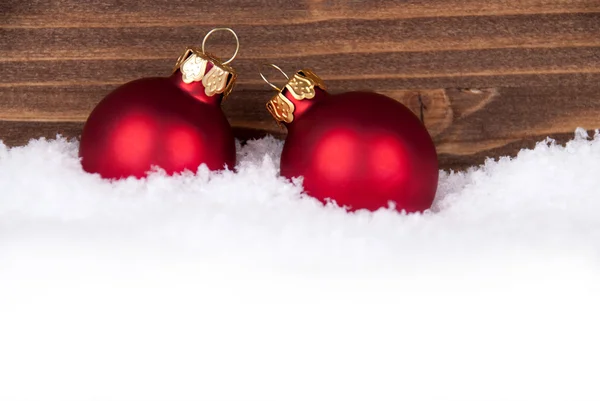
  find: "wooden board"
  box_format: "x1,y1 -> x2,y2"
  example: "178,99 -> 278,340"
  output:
2,0 -> 600,170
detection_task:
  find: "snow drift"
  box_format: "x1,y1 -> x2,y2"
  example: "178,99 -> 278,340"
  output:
1,129 -> 599,401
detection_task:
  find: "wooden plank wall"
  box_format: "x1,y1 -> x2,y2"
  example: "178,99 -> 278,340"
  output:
1,0 -> 600,170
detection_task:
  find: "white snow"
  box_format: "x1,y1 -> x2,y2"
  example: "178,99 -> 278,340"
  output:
1,129 -> 600,401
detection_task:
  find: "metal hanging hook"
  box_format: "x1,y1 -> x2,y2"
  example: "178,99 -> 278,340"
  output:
202,27 -> 239,65
259,64 -> 290,91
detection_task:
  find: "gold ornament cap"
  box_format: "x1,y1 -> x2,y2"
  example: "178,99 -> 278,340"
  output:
173,28 -> 239,98
262,67 -> 327,125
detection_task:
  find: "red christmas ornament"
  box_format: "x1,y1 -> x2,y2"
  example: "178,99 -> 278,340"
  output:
79,28 -> 239,179
263,66 -> 439,213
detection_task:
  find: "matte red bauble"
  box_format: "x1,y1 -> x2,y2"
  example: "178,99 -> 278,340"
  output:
264,68 -> 439,213
79,29 -> 239,179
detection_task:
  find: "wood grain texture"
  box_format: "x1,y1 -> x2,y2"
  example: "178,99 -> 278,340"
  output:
3,0 -> 600,27
1,0 -> 599,170
4,13 -> 600,60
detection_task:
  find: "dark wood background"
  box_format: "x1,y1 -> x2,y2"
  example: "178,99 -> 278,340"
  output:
2,0 -> 600,170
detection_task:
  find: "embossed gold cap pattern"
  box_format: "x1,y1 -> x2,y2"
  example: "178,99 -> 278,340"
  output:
173,48 -> 237,98
266,69 -> 327,125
